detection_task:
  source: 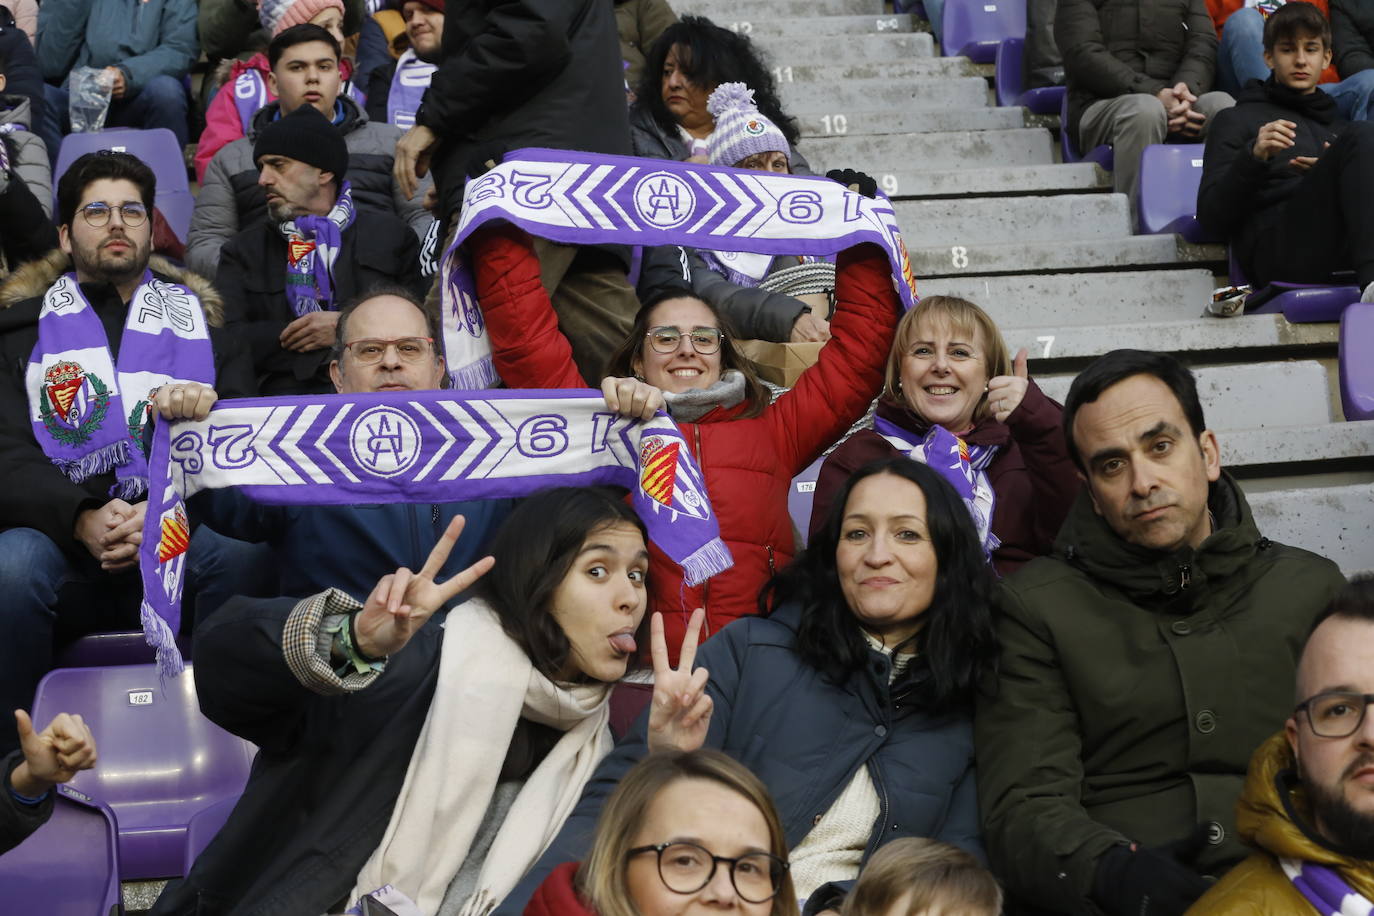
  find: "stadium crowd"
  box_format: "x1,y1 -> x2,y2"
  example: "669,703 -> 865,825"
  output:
0,0 -> 1370,913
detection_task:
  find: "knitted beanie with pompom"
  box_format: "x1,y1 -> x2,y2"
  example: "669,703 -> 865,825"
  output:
706,82 -> 790,169
259,0 -> 345,37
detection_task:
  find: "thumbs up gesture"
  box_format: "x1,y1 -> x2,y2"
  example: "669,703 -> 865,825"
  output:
986,347 -> 1030,423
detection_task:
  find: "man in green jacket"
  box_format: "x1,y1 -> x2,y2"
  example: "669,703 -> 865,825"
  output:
975,349 -> 1346,916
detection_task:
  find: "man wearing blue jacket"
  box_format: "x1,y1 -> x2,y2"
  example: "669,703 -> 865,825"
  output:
34,0 -> 198,165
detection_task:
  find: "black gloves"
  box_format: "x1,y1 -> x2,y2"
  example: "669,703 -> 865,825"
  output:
1090,829 -> 1212,916
825,168 -> 878,198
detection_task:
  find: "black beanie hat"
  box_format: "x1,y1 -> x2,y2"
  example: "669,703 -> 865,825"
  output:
253,105 -> 349,184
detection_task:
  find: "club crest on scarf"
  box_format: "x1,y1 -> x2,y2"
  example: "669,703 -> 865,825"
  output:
157,502 -> 190,562
288,238 -> 316,265
633,171 -> 696,228
39,361 -> 110,447
350,406 -> 422,477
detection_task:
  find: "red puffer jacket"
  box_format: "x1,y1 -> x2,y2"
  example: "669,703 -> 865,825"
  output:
524,862 -> 598,916
472,226 -> 900,661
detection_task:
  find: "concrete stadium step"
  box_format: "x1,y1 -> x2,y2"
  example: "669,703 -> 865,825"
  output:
906,235 -> 1220,278
805,129 -> 1054,175
1035,360 -> 1341,429
782,76 -> 990,112
922,269 -> 1217,326
749,31 -> 936,63
765,59 -> 979,83
795,107 -> 1025,139
1226,422 -> 1374,469
715,13 -> 920,36
1247,482 -> 1374,576
893,194 -> 1131,247
1001,316 -> 1338,363
856,164 -> 1109,198
678,0 -> 885,20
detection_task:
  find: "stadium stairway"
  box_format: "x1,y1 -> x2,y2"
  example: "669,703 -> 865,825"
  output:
681,0 -> 1373,576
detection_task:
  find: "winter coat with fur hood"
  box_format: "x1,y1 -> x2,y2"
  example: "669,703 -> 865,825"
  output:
0,252 -> 253,557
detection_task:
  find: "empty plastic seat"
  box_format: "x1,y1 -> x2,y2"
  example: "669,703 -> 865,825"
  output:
52,127 -> 192,241
55,630 -> 155,668
941,0 -> 1026,61
1059,91 -> 1114,170
994,37 -> 1066,114
1228,249 -> 1360,323
1137,144 -> 1214,242
788,456 -> 825,548
30,663 -> 257,880
1340,303 -> 1374,420
0,786 -> 122,915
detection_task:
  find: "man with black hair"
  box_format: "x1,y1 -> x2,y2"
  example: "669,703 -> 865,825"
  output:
974,349 -> 1346,915
188,24 -> 433,279
1189,577 -> 1374,913
1199,1 -> 1374,302
0,150 -> 252,754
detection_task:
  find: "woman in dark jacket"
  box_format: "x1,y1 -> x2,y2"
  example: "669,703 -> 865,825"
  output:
810,295 -> 1080,578
498,457 -> 999,913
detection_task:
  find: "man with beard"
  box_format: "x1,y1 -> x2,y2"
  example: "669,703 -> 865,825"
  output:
0,151 -> 252,753
975,349 -> 1347,916
215,105 -> 424,395
365,0 -> 444,128
1189,576 -> 1374,913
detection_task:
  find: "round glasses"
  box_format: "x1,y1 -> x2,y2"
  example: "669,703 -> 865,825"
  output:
628,842 -> 788,903
1296,692 -> 1374,738
343,337 -> 435,366
646,326 -> 724,355
79,202 -> 149,228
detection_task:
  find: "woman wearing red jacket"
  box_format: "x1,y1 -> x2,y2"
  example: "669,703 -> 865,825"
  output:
471,222 -> 899,658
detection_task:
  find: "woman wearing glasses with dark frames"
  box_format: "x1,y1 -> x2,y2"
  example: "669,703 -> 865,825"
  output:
525,749 -> 799,916
468,216 -> 900,669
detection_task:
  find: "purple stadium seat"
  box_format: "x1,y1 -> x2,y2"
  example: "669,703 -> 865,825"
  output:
30,663 -> 257,880
788,456 -> 825,548
941,0 -> 1026,62
52,128 -> 191,242
0,786 -> 122,915
1228,249 -> 1360,322
1059,91 -> 1114,170
55,630 -> 155,668
994,38 -> 1066,114
1137,144 -> 1215,242
1340,303 -> 1374,420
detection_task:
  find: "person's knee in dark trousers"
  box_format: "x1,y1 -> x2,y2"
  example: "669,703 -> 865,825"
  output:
109,73 -> 191,148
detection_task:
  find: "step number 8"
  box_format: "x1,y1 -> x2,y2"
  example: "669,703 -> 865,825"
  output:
950,246 -> 969,269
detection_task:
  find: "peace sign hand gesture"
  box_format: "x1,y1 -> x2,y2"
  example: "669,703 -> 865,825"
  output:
647,608 -> 713,753
353,516 -> 496,659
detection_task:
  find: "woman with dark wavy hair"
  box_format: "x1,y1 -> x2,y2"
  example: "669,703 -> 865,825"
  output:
629,14 -> 809,171
498,457 -> 999,913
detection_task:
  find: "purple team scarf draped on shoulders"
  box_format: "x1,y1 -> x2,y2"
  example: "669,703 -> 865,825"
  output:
1280,858 -> 1373,916
139,390 -> 730,677
437,147 -> 921,389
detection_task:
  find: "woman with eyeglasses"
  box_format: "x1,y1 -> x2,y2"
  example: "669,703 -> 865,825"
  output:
499,458 -> 998,914
808,296 -> 1080,578
525,748 -> 799,916
471,221 -> 900,662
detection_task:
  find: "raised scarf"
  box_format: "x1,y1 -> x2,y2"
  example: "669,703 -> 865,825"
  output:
1281,859 -> 1373,916
138,390 -> 729,676
26,271 -> 215,500
873,416 -> 1001,559
280,181 -> 356,317
350,599 -> 613,916
438,148 -> 920,390
387,48 -> 436,128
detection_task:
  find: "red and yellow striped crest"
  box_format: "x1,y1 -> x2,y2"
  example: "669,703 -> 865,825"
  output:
157,504 -> 189,563
639,437 -> 680,508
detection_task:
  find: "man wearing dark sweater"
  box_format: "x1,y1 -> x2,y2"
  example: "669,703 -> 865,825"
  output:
1199,1 -> 1374,299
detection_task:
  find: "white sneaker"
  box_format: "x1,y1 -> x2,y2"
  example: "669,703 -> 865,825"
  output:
1362,280 -> 1374,303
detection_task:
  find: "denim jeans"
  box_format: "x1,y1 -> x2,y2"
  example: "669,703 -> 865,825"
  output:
39,73 -> 189,169
183,525 -> 279,630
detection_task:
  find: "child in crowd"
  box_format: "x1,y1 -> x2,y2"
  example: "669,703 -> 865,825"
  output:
838,839 -> 1002,916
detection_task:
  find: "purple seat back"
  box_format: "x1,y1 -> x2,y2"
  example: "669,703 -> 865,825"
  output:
1059,91 -> 1114,169
1340,303 -> 1374,420
56,630 -> 155,668
788,456 -> 825,548
52,128 -> 190,242
1245,284 -> 1359,322
0,786 -> 122,915
995,37 -> 1025,106
30,663 -> 257,880
942,0 -> 1026,62
1137,144 -> 1215,242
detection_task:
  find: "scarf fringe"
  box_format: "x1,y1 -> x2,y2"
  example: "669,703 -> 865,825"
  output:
448,357 -> 499,391
55,439 -> 130,483
111,474 -> 148,502
680,536 -> 733,586
141,599 -> 185,679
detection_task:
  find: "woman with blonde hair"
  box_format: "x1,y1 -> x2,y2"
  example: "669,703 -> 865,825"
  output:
524,748 -> 799,916
809,295 -> 1079,577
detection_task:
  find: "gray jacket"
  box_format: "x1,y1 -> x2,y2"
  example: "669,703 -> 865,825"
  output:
36,0 -> 197,92
186,97 -> 434,279
0,95 -> 50,218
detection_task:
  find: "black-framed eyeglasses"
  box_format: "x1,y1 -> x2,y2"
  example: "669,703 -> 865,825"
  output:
628,842 -> 788,903
1295,691 -> 1374,738
343,336 -> 435,365
79,202 -> 149,228
645,326 -> 724,355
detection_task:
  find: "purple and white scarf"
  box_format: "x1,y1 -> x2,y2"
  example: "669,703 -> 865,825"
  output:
139,390 -> 731,676
874,417 -> 1001,560
25,271 -> 215,500
280,181 -> 356,317
1281,859 -> 1372,916
438,148 -> 921,390
697,249 -> 828,289
386,49 -> 436,128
